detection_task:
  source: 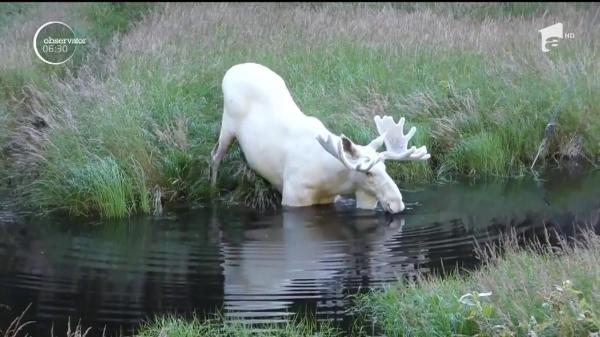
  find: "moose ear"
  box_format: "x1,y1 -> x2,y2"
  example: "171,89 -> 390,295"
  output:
340,135 -> 360,159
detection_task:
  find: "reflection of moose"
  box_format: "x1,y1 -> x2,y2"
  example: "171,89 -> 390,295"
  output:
218,206 -> 407,319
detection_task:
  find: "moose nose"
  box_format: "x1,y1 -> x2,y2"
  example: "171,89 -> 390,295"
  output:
386,201 -> 405,214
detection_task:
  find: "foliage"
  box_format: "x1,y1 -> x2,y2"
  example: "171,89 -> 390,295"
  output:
0,3 -> 597,217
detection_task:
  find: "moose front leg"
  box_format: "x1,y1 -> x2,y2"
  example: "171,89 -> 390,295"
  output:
210,122 -> 235,187
282,182 -> 310,207
282,182 -> 337,207
355,189 -> 378,210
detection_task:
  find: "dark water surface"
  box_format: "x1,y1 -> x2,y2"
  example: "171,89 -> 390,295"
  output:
0,169 -> 598,336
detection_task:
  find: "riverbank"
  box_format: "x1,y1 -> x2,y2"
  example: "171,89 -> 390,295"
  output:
1,3 -> 598,218
136,230 -> 599,337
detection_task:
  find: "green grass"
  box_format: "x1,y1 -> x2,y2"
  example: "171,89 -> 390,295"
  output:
137,314 -> 342,337
77,2 -> 154,45
0,3 -> 31,33
353,230 -> 600,337
33,156 -> 150,218
0,3 -> 153,100
383,2 -> 556,20
0,3 -> 598,217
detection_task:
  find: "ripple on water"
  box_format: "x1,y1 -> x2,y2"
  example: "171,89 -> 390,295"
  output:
0,169 -> 598,335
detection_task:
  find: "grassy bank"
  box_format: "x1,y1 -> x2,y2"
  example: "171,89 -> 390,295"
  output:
134,230 -> 600,337
137,316 -> 340,337
0,3 -> 598,217
353,230 -> 600,337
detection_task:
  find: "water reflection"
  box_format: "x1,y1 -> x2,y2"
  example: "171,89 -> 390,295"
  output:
0,169 -> 597,336
220,207 -> 406,320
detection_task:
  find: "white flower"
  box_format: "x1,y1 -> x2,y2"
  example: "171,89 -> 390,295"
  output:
458,291 -> 492,306
458,293 -> 475,306
555,279 -> 572,292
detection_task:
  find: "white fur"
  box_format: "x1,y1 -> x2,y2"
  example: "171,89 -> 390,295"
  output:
210,63 -> 430,213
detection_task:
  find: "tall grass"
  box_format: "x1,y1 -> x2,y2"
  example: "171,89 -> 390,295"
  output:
353,229 -> 600,337
34,156 -> 150,218
1,3 -> 598,217
1,304 -> 34,337
137,314 -> 341,337
77,2 -> 154,45
0,304 -> 106,337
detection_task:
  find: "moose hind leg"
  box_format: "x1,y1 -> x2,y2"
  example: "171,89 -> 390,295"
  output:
210,128 -> 235,187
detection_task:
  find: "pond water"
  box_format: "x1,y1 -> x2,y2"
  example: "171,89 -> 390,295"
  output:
0,168 -> 598,336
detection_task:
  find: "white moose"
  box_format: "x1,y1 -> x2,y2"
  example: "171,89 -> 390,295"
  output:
210,63 -> 430,213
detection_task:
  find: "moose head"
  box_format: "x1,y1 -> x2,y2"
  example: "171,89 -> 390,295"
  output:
316,115 -> 430,213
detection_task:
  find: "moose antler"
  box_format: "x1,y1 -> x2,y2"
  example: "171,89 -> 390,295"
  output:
316,116 -> 428,174
316,133 -> 383,172
374,115 -> 430,161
